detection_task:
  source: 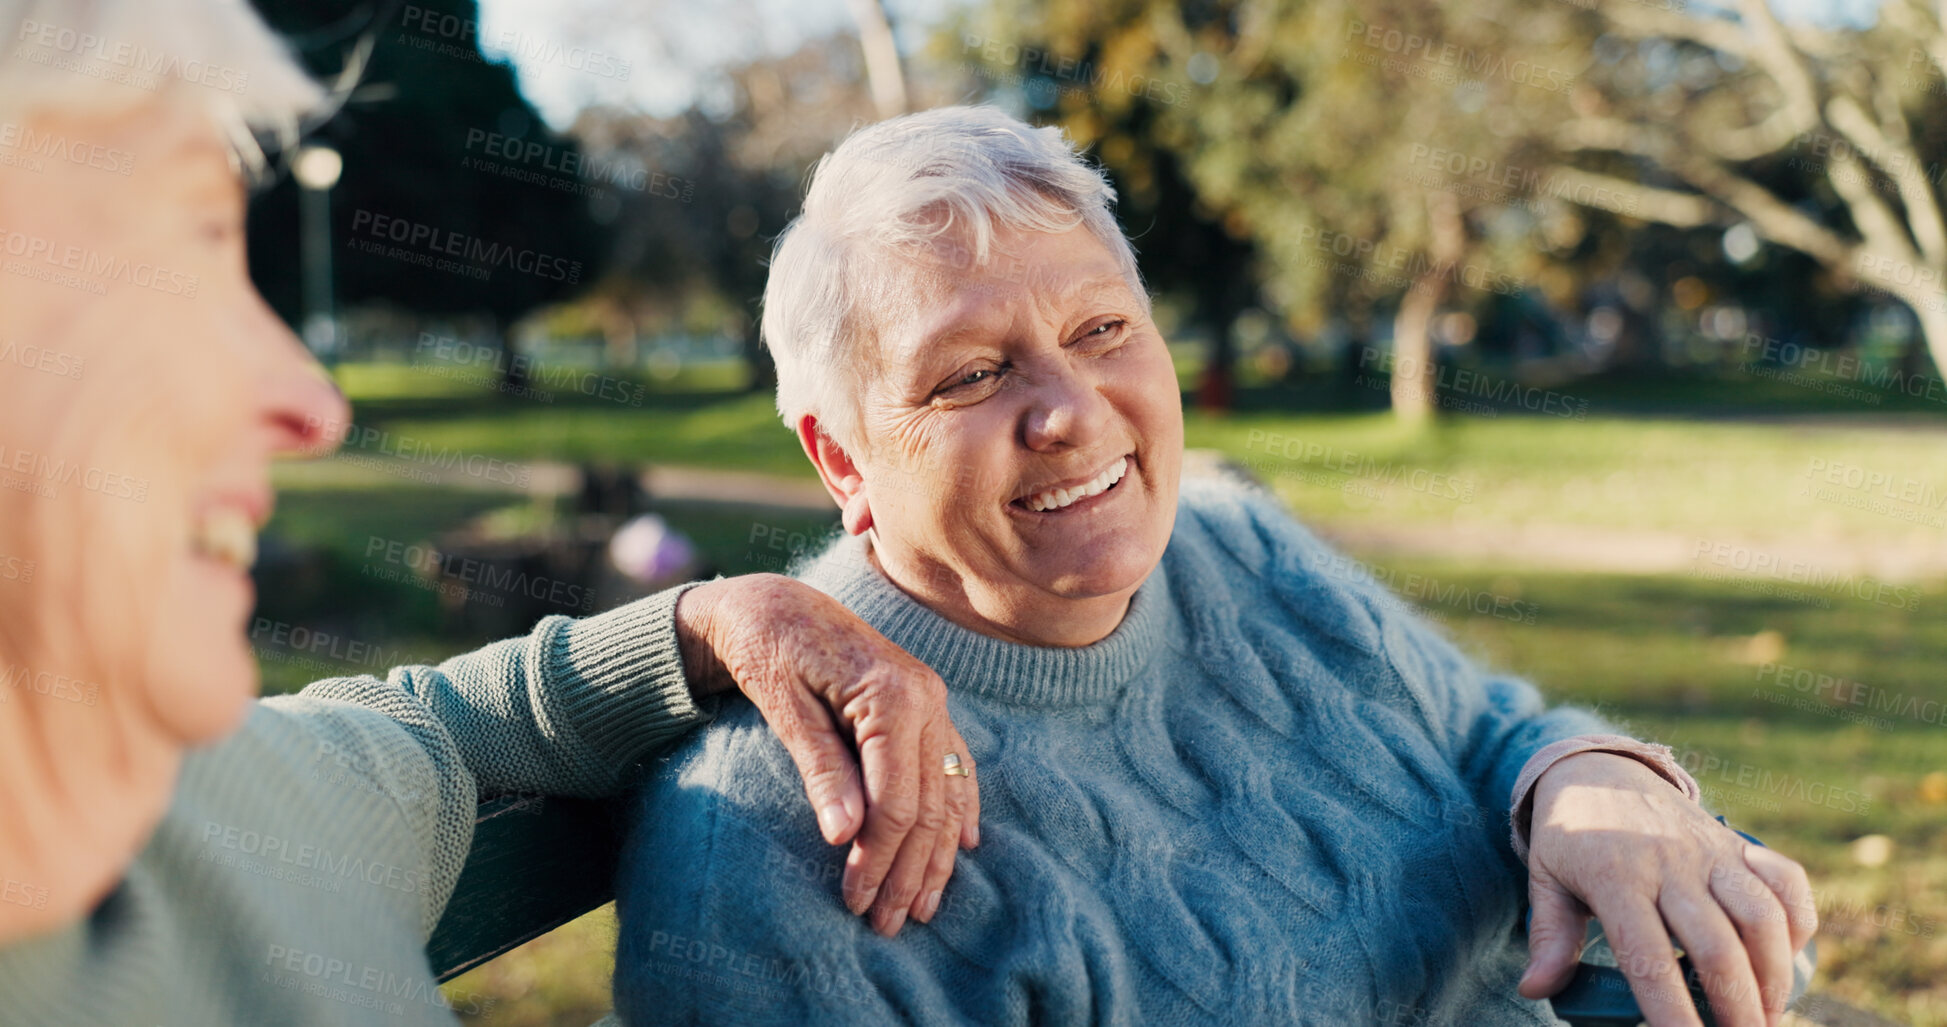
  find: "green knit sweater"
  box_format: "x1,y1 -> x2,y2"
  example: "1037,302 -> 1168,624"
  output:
0,584 -> 712,1026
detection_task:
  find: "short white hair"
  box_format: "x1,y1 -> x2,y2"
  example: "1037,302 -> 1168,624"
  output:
761,105 -> 1148,452
0,0 -> 325,173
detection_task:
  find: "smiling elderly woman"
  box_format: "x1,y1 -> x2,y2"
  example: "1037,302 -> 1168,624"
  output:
613,106 -> 1816,1026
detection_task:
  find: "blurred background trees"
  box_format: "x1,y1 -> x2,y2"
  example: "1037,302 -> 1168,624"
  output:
1555,0 -> 1947,381
250,0 -> 604,380
243,0 -> 1947,422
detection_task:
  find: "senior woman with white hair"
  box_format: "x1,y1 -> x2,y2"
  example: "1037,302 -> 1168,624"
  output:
0,2 -> 985,1023
613,105 -> 1817,1027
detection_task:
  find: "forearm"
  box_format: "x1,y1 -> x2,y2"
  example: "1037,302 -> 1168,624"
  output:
299,581 -> 718,801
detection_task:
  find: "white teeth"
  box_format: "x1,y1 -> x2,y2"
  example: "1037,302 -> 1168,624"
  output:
1024,457 -> 1128,512
192,507 -> 258,571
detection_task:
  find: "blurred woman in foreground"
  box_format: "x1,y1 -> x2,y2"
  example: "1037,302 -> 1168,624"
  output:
0,1 -> 975,1022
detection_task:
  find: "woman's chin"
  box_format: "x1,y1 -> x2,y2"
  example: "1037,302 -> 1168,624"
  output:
146,556 -> 262,744
1033,552 -> 1157,602
153,648 -> 258,744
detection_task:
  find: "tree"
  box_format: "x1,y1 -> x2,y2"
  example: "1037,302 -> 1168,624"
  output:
570,35 -> 881,391
945,0 -> 1616,420
1550,0 -> 1947,375
247,0 -> 606,379
847,0 -> 909,118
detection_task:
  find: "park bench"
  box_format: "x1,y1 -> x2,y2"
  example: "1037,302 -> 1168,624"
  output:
428,794 -> 624,983
426,798 -> 1822,1027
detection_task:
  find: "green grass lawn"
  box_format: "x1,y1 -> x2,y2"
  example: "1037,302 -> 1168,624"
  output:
251,365 -> 1946,1025
1395,561 -> 1947,1025
323,362 -> 1947,550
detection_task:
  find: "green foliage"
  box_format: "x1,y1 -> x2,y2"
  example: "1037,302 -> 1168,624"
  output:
247,0 -> 606,326
942,0 -> 1608,338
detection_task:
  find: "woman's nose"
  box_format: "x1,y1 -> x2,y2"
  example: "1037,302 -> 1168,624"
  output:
1021,368 -> 1109,452
260,334 -> 350,458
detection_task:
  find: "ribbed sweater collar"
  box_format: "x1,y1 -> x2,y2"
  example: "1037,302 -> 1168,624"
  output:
797,533 -> 1169,708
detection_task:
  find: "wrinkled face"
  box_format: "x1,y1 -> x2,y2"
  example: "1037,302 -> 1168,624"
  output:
845,225 -> 1184,632
0,101 -> 347,743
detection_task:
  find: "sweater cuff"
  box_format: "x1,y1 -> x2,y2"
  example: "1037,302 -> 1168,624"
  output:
549,580 -> 718,777
1507,733 -> 1702,864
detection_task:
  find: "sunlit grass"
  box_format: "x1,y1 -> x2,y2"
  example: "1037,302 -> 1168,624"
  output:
325,362 -> 1947,548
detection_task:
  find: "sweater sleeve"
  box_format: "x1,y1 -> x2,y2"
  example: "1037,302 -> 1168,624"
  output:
1216,483 -> 1632,864
294,581 -> 715,800
1363,601 -> 1615,859
281,581 -> 718,931
0,702 -> 485,1025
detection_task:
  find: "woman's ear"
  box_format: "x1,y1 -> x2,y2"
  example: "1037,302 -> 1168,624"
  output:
838,479 -> 873,535
796,415 -> 873,535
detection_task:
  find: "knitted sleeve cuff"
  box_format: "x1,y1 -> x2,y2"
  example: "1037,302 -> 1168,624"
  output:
547,580 -> 718,778
1507,733 -> 1702,864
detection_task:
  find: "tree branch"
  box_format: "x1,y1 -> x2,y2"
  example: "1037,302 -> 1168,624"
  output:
1598,4 -> 1751,58
1824,92 -> 1947,268
1540,166 -> 1722,226
1667,151 -> 1857,268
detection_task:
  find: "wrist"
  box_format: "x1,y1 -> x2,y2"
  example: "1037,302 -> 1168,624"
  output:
674,579 -> 735,696
1534,751 -> 1665,806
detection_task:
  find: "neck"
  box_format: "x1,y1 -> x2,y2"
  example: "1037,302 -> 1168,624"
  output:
0,671 -> 182,945
867,540 -> 1134,647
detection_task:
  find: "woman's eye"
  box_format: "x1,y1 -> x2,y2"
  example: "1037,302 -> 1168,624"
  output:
1079,319 -> 1127,344
934,364 -> 1005,399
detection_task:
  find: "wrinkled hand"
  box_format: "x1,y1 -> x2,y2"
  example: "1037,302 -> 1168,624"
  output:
1519,752 -> 1817,1027
675,574 -> 979,937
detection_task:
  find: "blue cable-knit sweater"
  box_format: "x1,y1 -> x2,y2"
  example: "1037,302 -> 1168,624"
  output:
615,479 -> 1603,1025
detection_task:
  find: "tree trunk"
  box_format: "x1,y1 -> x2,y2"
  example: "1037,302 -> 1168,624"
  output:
1908,296 -> 1947,383
1391,190 -> 1465,424
1390,275 -> 1443,424
603,307 -> 637,370
491,316 -> 526,393
744,328 -> 776,393
1197,323 -> 1235,412
846,0 -> 908,119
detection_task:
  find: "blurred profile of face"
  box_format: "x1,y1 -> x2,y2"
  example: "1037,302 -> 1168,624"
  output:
0,100 -> 347,744
821,224 -> 1184,642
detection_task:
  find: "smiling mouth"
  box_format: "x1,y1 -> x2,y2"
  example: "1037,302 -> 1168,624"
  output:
1013,456 -> 1131,513
190,507 -> 259,572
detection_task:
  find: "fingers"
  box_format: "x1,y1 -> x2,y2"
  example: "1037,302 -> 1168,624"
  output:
1600,898 -> 1704,1027
912,732 -> 975,924
843,726 -> 915,918
1659,885 -> 1765,1027
945,723 -> 981,849
1518,871 -> 1592,999
1709,856 -> 1793,1023
1743,844 -> 1819,954
763,680 -> 867,846
866,712 -> 947,936
840,662 -> 947,923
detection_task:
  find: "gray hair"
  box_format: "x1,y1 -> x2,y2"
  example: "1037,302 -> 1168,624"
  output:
761,105 -> 1148,452
0,0 -> 325,172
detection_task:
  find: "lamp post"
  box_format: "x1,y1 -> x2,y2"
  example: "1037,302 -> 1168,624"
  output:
292,145 -> 343,364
